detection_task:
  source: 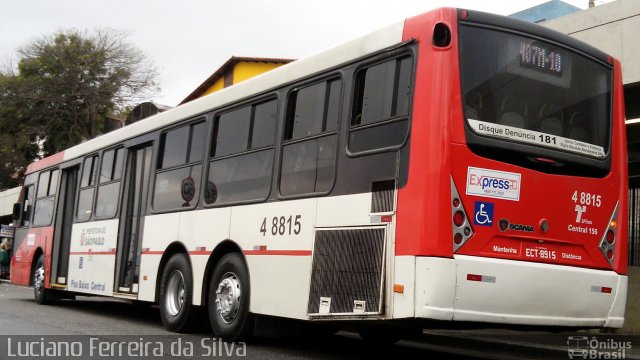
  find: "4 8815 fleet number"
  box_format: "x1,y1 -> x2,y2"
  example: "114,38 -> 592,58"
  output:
571,191 -> 601,207
260,215 -> 302,236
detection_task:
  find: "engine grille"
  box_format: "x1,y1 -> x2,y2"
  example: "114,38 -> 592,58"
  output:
308,228 -> 385,315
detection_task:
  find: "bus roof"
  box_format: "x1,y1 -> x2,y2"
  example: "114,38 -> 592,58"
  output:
26,17 -> 407,175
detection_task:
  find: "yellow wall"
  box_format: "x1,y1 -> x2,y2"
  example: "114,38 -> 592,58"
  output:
233,62 -> 284,84
201,78 -> 224,97
198,61 -> 286,99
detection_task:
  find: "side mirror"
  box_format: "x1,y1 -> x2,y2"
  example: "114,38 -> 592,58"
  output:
12,203 -> 21,220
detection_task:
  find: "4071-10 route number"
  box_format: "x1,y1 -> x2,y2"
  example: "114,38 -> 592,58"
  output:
260,215 -> 302,236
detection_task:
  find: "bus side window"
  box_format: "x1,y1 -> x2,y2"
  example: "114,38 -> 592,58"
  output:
95,147 -> 124,219
206,99 -> 276,205
33,168 -> 59,227
349,56 -> 413,153
153,120 -> 206,211
280,78 -> 340,197
77,155 -> 99,222
16,185 -> 34,227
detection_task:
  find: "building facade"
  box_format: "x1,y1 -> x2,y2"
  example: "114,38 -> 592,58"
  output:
180,57 -> 293,105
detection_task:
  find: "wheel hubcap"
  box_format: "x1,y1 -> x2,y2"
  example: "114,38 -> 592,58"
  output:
34,265 -> 44,297
165,270 -> 185,316
215,272 -> 241,324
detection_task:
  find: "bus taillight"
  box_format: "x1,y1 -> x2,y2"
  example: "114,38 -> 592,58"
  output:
451,178 -> 474,252
605,230 -> 615,245
454,233 -> 463,245
599,203 -> 619,265
453,211 -> 465,227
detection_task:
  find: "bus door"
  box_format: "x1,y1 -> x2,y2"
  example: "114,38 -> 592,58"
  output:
114,144 -> 152,294
51,166 -> 79,285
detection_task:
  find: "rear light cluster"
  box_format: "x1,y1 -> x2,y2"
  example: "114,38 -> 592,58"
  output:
599,204 -> 618,265
451,178 -> 473,252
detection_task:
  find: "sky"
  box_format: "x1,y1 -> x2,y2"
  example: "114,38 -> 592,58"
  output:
0,0 -> 613,107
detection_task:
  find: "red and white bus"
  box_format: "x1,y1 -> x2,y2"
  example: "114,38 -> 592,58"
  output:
10,8 -> 628,341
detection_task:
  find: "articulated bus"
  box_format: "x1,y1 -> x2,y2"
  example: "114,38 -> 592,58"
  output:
11,8 -> 628,341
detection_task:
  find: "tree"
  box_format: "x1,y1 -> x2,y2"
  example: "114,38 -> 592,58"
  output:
0,28 -> 158,189
0,73 -> 40,188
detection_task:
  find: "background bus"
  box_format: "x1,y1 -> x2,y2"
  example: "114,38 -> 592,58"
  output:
10,7 -> 628,341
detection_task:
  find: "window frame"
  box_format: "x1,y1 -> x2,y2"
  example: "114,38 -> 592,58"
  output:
346,49 -> 416,157
278,74 -> 343,200
151,117 -> 208,213
94,146 -> 125,220
204,95 -> 279,208
17,183 -> 35,228
75,154 -> 99,223
32,168 -> 59,227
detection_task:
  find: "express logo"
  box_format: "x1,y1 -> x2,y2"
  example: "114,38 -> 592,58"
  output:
466,167 -> 521,201
80,229 -> 86,246
469,176 -> 517,191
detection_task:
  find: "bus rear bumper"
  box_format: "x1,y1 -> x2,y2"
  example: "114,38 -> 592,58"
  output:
414,255 -> 627,328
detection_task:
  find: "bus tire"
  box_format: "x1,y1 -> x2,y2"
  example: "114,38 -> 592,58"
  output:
33,255 -> 50,305
159,253 -> 196,333
207,253 -> 254,342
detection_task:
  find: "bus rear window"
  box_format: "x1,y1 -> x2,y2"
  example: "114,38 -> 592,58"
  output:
459,25 -> 612,160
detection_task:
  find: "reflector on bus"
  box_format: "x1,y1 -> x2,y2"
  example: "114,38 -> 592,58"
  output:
451,177 -> 474,252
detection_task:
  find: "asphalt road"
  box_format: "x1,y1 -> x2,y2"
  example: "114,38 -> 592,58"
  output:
5,281 -> 629,360
0,281 -> 483,360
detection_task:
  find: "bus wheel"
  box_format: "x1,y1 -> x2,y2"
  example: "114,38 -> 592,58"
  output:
207,253 -> 254,342
159,253 -> 196,332
33,255 -> 50,305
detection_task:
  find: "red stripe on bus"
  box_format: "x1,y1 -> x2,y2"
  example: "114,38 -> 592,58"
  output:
243,250 -> 312,256
69,251 -> 116,255
26,151 -> 65,174
141,250 -> 212,256
189,250 -> 212,255
138,250 -> 311,256
141,251 -> 164,255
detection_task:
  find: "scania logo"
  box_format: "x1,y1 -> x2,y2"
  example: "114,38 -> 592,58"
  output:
498,218 -> 535,233
499,219 -> 509,232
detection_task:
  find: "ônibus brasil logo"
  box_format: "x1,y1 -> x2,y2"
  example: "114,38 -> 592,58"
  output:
466,167 -> 521,201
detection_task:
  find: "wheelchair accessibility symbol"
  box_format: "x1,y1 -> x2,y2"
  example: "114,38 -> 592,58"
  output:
474,202 -> 494,227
